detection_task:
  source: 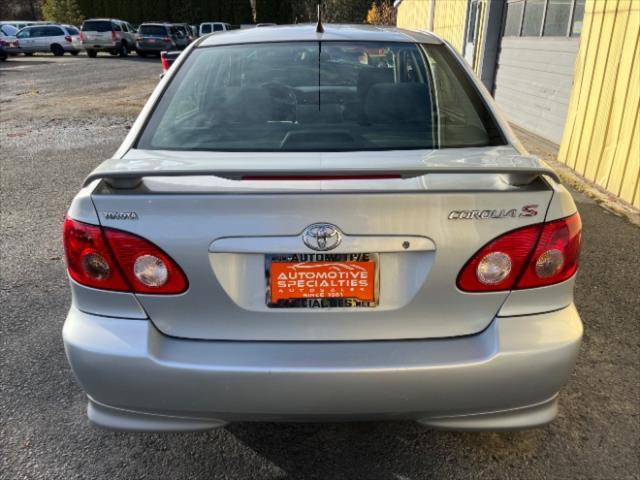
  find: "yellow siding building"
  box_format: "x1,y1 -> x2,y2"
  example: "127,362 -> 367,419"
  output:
396,0 -> 639,208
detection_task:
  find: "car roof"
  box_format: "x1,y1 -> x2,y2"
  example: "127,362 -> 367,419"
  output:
84,18 -> 125,22
197,24 -> 441,47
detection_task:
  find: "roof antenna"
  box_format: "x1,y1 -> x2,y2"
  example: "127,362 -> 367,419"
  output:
316,1 -> 324,33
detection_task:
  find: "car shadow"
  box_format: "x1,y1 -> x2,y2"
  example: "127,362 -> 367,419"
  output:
218,421 -> 544,479
0,59 -> 57,68
84,54 -> 160,62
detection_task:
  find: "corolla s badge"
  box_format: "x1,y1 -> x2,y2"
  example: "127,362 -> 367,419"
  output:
302,223 -> 343,251
103,211 -> 139,220
448,205 -> 539,220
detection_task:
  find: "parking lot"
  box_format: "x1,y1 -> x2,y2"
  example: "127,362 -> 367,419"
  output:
1,54 -> 639,480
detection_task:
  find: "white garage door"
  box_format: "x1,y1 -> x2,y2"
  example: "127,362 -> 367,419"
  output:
492,0 -> 585,144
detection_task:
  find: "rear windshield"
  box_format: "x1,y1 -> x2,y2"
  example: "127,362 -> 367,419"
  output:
1,24 -> 18,36
138,42 -> 506,152
81,21 -> 112,32
65,26 -> 80,35
140,25 -> 167,36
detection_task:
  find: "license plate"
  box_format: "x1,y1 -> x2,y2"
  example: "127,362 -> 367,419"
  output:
266,253 -> 378,308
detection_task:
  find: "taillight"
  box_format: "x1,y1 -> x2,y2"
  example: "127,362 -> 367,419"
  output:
63,218 -> 188,294
63,218 -> 129,291
111,30 -> 117,42
103,229 -> 188,294
516,213 -> 581,288
160,51 -> 170,72
79,31 -> 84,41
64,35 -> 72,43
457,213 -> 581,292
161,36 -> 171,42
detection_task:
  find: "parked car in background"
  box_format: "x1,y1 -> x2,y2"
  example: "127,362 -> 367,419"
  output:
0,20 -> 41,30
80,18 -> 136,57
0,24 -> 20,56
62,25 -> 583,432
135,23 -> 183,56
171,23 -> 194,47
199,22 -> 230,36
160,50 -> 180,72
15,24 -> 81,56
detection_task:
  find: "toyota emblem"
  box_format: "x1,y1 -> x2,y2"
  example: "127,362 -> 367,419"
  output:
302,223 -> 343,251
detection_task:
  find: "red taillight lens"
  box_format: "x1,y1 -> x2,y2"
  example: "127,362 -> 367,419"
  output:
517,213 -> 581,288
457,224 -> 542,292
111,30 -> 117,42
104,229 -> 188,294
457,213 -> 582,292
160,52 -> 170,72
63,218 -> 188,294
64,35 -> 72,43
63,218 -> 129,291
79,31 -> 84,41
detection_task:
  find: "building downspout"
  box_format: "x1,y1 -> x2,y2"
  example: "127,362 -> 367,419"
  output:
429,0 -> 436,31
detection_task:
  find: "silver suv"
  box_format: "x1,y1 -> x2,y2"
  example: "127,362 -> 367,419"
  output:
80,18 -> 136,57
63,25 -> 583,432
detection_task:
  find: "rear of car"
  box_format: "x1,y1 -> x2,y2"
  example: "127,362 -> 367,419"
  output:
80,19 -> 135,57
0,24 -> 19,58
160,50 -> 180,72
135,24 -> 176,56
14,24 -> 80,56
171,23 -> 193,48
63,26 -> 583,432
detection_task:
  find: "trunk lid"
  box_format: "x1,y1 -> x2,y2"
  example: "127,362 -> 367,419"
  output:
90,147 -> 555,341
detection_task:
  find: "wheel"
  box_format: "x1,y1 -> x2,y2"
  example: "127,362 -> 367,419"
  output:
51,44 -> 64,56
136,50 -> 147,58
86,49 -> 97,58
109,50 -> 117,56
70,50 -> 79,56
118,41 -> 129,57
24,52 -> 34,56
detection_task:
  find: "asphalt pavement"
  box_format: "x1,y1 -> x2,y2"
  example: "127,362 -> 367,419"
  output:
1,54 -> 639,480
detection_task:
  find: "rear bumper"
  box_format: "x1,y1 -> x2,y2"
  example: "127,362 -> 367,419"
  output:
136,43 -> 172,52
82,42 -> 116,51
63,305 -> 582,431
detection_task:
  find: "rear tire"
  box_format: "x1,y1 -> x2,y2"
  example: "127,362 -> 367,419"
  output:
109,50 -> 117,56
86,49 -> 97,58
51,44 -> 64,56
136,50 -> 147,58
70,50 -> 79,56
24,52 -> 34,57
118,41 -> 129,57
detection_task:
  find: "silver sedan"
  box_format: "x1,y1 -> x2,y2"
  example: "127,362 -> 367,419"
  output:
62,24 -> 583,432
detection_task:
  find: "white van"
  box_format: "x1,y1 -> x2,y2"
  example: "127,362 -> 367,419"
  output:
198,22 -> 230,36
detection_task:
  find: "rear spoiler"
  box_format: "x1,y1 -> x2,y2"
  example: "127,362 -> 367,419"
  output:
83,154 -> 561,188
